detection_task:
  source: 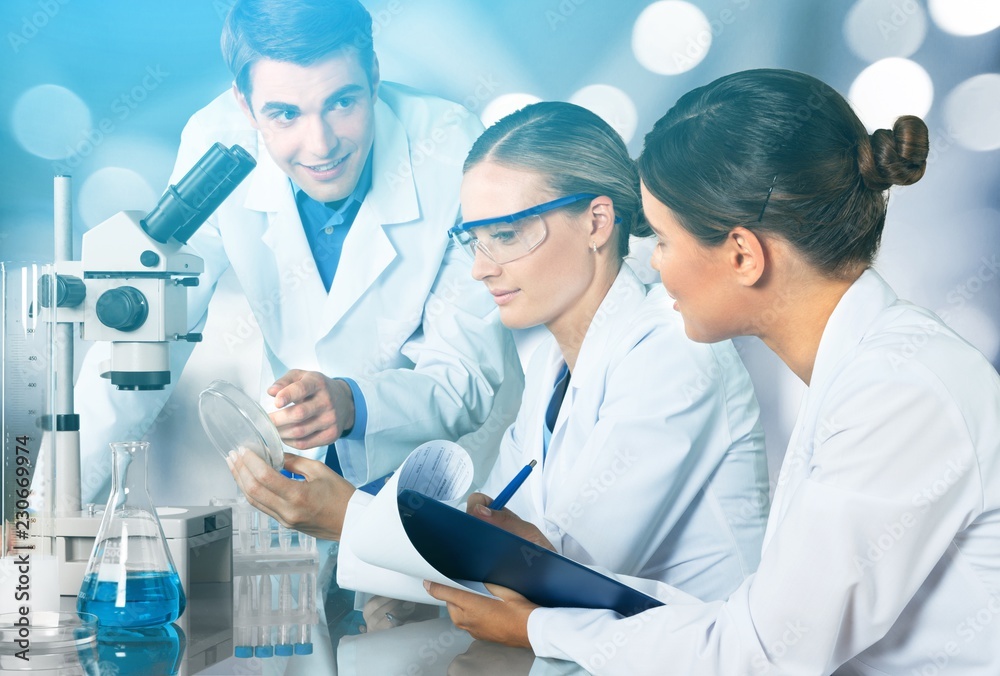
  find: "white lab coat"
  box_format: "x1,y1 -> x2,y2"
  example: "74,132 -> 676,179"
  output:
76,83 -> 523,501
338,266 -> 769,604
528,269 -> 1000,676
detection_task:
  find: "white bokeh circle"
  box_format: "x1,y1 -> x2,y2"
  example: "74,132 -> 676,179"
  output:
844,0 -> 928,62
849,58 -> 934,131
943,73 -> 1000,152
12,84 -> 92,160
569,84 -> 639,144
928,0 -> 1000,36
632,1 -> 712,75
79,167 -> 157,229
480,93 -> 542,129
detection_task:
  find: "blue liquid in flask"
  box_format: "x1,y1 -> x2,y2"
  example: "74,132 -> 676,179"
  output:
78,442 -> 187,627
79,571 -> 186,627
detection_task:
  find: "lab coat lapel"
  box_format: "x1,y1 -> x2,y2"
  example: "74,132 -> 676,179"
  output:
531,342 -> 569,513
244,136 -> 325,369
762,269 -> 897,550
549,267 -> 647,445
317,100 -> 420,339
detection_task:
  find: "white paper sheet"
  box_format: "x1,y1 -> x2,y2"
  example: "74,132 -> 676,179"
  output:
346,440 -> 492,599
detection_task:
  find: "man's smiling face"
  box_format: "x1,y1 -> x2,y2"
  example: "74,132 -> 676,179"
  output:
237,49 -> 378,203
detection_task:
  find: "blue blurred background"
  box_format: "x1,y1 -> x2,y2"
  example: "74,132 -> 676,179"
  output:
1,0 -> 998,501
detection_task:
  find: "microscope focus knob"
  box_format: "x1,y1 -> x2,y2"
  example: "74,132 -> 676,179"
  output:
96,286 -> 149,332
57,275 -> 87,307
39,274 -> 86,308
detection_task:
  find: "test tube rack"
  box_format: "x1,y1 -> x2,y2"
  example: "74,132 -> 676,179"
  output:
227,500 -> 320,659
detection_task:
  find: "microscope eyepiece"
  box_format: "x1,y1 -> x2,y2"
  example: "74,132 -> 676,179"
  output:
140,143 -> 256,244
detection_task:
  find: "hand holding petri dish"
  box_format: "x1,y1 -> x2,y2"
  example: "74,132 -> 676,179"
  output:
198,380 -> 285,470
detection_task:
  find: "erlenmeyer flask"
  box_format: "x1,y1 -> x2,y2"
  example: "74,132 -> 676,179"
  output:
77,442 -> 186,627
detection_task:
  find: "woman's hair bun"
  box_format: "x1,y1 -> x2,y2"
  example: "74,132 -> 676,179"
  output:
859,115 -> 929,191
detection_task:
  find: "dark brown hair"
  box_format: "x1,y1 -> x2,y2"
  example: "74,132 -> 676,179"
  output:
638,69 -> 929,277
464,101 -> 651,260
222,0 -> 377,104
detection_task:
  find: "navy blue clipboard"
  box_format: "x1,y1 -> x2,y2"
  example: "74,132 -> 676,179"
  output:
397,489 -> 664,617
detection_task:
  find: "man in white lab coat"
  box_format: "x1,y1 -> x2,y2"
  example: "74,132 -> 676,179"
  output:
76,0 -> 521,502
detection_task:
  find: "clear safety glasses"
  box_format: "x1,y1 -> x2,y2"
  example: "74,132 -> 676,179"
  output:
448,193 -> 597,265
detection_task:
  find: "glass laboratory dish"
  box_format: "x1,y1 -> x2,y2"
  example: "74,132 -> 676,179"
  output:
198,379 -> 284,469
0,610 -> 99,674
77,442 -> 186,627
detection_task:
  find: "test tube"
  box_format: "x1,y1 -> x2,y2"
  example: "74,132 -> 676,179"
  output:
277,573 -> 294,653
259,515 -> 272,553
234,575 -> 253,658
300,533 -> 316,553
249,573 -> 260,653
238,503 -> 253,554
294,570 -> 315,655
278,524 -> 292,552
255,573 -> 273,658
251,510 -> 260,553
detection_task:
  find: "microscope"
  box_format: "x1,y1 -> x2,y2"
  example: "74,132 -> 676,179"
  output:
43,142 -> 255,391
34,143 -> 255,653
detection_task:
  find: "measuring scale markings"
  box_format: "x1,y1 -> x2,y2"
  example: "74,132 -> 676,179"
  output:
2,263 -> 53,548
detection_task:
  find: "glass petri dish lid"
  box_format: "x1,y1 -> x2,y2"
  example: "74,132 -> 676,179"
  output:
198,379 -> 284,470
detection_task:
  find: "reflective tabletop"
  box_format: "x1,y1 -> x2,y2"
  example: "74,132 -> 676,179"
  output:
52,541 -> 589,675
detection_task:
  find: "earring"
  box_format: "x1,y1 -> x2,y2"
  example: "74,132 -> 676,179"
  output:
590,241 -> 598,253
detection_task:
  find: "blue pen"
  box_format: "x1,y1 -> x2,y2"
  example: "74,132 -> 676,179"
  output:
489,459 -> 537,511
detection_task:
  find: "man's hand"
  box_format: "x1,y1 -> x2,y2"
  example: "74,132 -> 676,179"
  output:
227,449 -> 355,541
466,493 -> 556,552
424,581 -> 537,649
268,370 -> 356,449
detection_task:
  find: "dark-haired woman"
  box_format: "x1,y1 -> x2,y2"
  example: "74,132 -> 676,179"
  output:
427,69 -> 1000,675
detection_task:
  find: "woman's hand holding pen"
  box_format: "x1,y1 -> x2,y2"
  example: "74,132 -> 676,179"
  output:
466,493 -> 556,552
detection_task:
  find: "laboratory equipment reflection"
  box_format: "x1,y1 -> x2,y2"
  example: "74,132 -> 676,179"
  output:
95,624 -> 186,676
77,442 -> 186,627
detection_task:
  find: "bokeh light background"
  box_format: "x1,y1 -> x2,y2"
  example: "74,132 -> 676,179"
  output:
1,0 -> 998,502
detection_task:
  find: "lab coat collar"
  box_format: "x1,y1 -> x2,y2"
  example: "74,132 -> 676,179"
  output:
242,129 -> 289,213
547,266 -> 648,440
809,268 -> 897,393
317,99 -> 420,334
240,97 -> 422,341
571,266 -> 648,390
762,268 -> 898,552
358,96 -> 420,225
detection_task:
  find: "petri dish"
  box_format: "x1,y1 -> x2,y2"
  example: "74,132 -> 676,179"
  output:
198,380 -> 284,470
0,611 -> 99,674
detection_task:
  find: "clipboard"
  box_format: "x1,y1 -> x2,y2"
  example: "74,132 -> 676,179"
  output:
397,489 -> 664,617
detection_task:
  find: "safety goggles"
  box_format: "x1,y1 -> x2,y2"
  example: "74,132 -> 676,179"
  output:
448,193 -> 597,265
